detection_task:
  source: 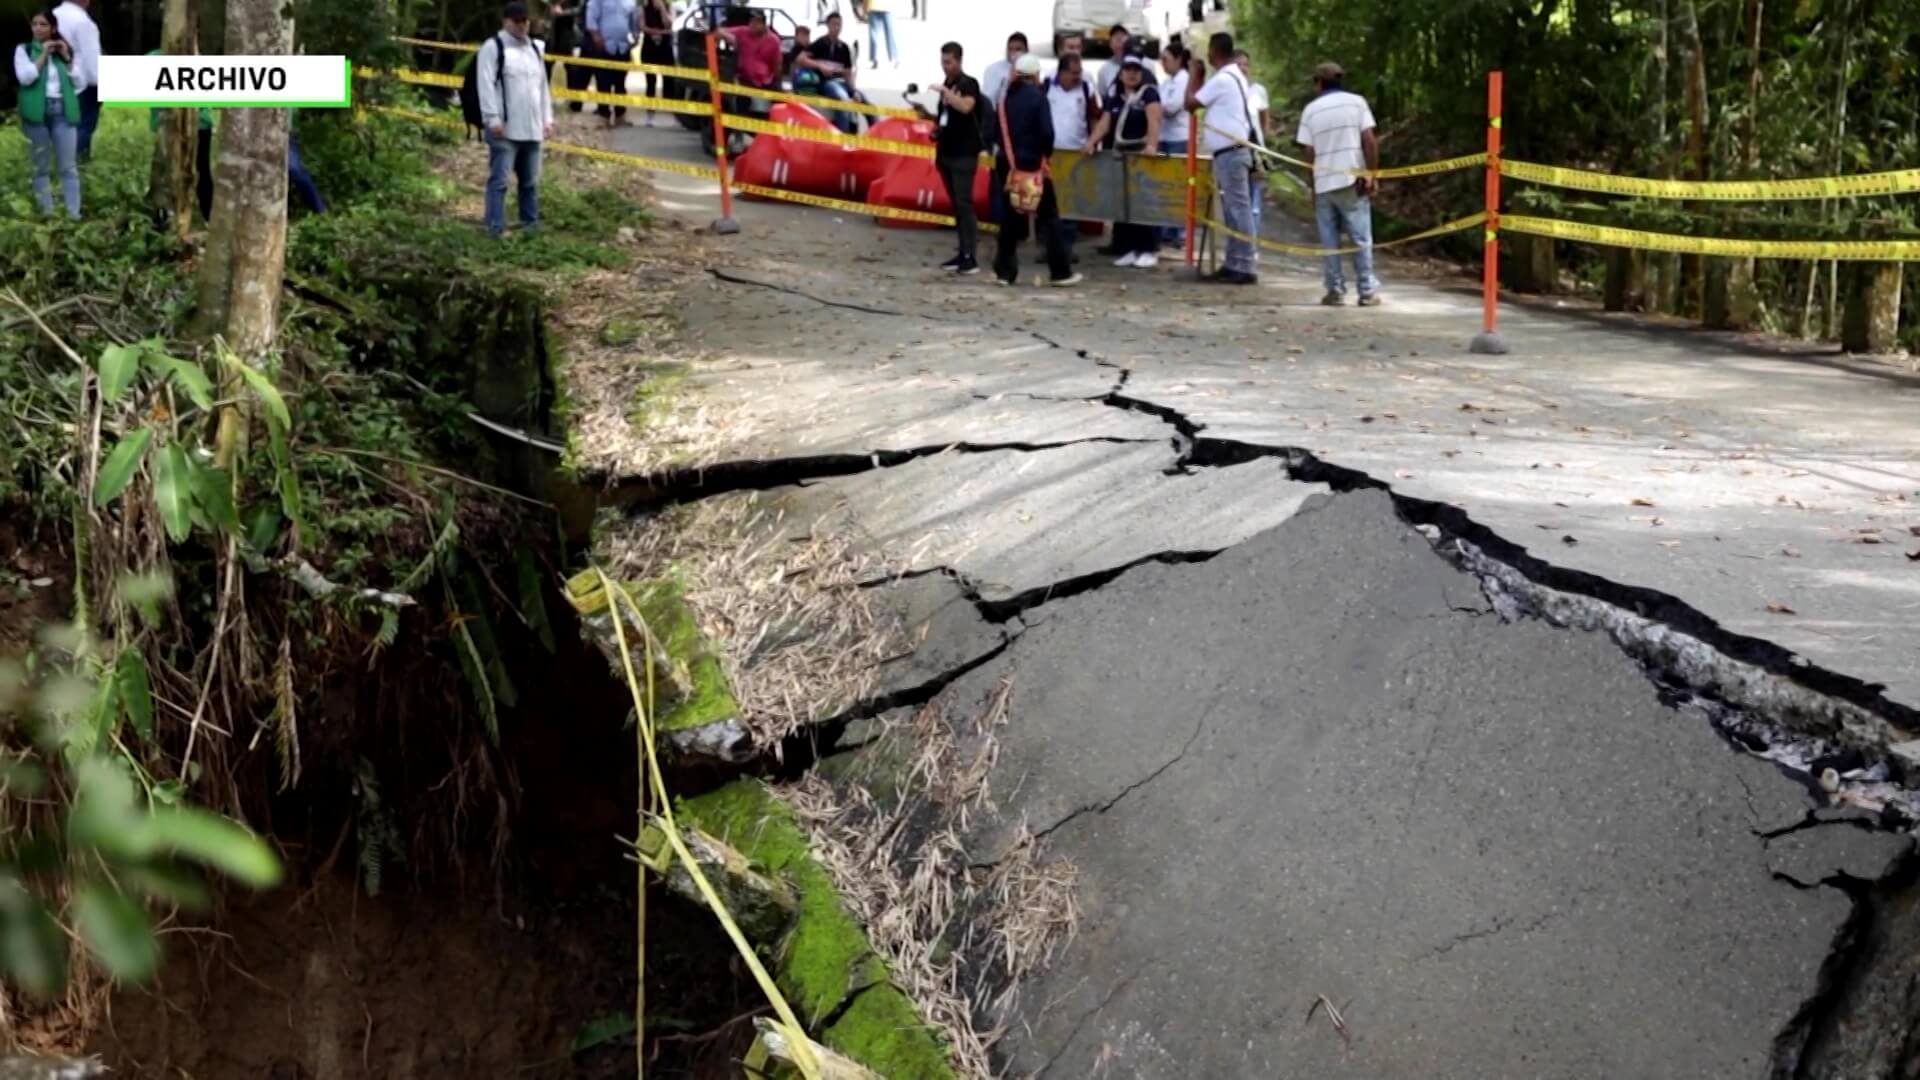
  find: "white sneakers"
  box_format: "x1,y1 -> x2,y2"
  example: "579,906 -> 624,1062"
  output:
1114,252 -> 1140,268
1113,252 -> 1160,269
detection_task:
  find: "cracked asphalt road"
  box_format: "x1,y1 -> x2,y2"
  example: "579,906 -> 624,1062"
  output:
582,125 -> 1920,1076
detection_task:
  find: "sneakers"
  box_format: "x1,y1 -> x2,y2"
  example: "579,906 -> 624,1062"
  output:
955,261 -> 980,276
1134,252 -> 1159,269
1047,273 -> 1084,288
1320,291 -> 1345,306
1114,252 -> 1140,268
1357,292 -> 1382,307
940,255 -> 964,271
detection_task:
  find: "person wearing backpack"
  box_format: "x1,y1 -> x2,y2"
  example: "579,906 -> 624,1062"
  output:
13,9 -> 83,219
475,2 -> 555,237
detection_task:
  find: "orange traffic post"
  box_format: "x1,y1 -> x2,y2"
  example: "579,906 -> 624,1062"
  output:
705,32 -> 740,234
1183,112 -> 1199,267
1469,70 -> 1507,354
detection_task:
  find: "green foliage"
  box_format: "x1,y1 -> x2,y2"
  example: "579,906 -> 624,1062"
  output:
0,627 -> 283,994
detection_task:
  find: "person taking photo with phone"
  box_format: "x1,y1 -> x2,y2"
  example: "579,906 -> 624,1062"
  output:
13,9 -> 84,219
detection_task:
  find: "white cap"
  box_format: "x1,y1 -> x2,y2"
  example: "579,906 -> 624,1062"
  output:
1014,53 -> 1043,77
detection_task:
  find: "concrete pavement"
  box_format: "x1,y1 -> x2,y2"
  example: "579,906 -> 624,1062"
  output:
576,109 -> 1920,1077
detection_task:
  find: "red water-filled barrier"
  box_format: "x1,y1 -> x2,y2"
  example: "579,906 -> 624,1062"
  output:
733,102 -> 869,200
866,156 -> 994,229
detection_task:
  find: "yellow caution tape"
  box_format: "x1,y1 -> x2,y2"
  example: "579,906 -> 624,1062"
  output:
589,567 -> 823,1080
392,34 -> 711,81
1204,211 -> 1487,258
727,115 -> 934,158
1503,159 -> 1920,202
735,181 -> 959,227
554,85 -> 713,117
1502,215 -> 1920,260
372,68 -> 713,117
1210,126 -> 1486,180
366,104 -> 724,181
716,80 -> 919,120
1370,152 -> 1491,180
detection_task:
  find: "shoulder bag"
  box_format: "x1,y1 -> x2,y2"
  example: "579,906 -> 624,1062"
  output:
998,90 -> 1047,215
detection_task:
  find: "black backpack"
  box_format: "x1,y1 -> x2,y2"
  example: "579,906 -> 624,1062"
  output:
460,33 -> 509,139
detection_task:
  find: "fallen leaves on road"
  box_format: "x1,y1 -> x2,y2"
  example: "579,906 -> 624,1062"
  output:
1766,602 -> 1797,615
1631,497 -> 1656,507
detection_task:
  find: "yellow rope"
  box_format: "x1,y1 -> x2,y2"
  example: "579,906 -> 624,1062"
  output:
591,568 -> 824,1080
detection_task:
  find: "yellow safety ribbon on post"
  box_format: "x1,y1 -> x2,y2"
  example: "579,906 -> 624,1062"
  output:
1502,215 -> 1920,260
1503,159 -> 1920,202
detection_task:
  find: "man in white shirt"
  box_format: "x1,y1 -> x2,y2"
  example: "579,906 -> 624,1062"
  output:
1297,60 -> 1381,305
1044,53 -> 1097,260
1234,49 -> 1270,234
1095,24 -> 1130,98
978,32 -> 1027,107
1185,31 -> 1257,284
477,2 -> 555,237
50,0 -> 100,161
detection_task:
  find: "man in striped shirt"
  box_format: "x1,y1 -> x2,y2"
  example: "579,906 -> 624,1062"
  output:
1297,61 -> 1382,305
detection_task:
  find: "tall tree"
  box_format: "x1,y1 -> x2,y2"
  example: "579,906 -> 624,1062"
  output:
1717,0 -> 1764,328
147,0 -> 200,238
193,0 -> 292,465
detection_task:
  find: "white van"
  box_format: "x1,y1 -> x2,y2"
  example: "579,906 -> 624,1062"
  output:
1050,0 -> 1190,56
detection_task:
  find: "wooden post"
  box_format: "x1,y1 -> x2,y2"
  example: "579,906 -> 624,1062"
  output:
1183,111 -> 1198,267
705,32 -> 739,234
1841,262 -> 1904,354
1470,71 -> 1507,354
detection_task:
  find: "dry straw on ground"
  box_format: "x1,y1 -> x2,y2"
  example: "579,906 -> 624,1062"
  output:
604,494 -> 902,749
786,682 -> 1081,1079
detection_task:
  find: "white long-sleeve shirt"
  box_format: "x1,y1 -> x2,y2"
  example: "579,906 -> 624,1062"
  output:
50,1 -> 99,87
13,43 -> 88,101
1157,67 -> 1189,139
476,32 -> 553,141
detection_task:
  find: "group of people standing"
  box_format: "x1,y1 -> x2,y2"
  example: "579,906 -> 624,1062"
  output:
11,0 -> 101,220
931,24 -> 1382,303
547,0 -> 674,127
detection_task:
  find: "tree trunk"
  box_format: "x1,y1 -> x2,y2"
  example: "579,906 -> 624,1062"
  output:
193,0 -> 292,466
1841,263 -> 1903,354
1678,0 -> 1710,320
147,0 -> 199,238
1604,249 -> 1645,312
1716,0 -> 1765,330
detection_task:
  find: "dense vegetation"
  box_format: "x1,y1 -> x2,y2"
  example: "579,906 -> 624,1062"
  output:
1241,0 -> 1920,346
0,101 -> 646,1042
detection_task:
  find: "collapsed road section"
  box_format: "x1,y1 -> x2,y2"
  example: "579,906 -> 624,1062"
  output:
565,238 -> 1920,1077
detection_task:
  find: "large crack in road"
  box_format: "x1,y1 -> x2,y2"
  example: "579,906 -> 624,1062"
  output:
587,252 -> 1920,1077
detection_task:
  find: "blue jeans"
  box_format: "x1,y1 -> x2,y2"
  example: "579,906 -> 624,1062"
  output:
1251,174 -> 1266,235
288,136 -> 329,213
485,132 -> 542,235
24,114 -> 81,219
867,11 -> 895,65
1158,138 -> 1187,245
819,78 -> 859,133
1212,147 -> 1256,274
1316,184 -> 1379,297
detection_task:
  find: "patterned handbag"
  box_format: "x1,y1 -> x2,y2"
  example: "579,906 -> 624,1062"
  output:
997,89 -> 1047,215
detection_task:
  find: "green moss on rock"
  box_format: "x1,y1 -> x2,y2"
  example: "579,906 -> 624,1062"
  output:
825,985 -> 957,1080
625,578 -> 736,734
625,361 -> 690,435
680,781 -> 884,1023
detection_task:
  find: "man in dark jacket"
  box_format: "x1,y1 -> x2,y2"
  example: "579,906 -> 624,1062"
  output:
992,53 -> 1080,287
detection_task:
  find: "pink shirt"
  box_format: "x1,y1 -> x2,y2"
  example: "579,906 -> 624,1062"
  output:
736,29 -> 782,88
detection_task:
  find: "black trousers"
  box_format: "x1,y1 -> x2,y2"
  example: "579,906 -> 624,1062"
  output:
992,166 -> 1069,284
195,128 -> 214,220
638,35 -> 674,98
937,156 -> 978,264
565,46 -> 594,110
589,42 -> 631,116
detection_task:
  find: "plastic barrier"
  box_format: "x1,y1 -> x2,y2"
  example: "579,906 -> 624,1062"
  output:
866,155 -> 992,230
732,102 -> 871,201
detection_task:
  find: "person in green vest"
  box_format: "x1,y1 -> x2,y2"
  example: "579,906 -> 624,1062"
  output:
147,49 -> 217,220
12,9 -> 84,219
